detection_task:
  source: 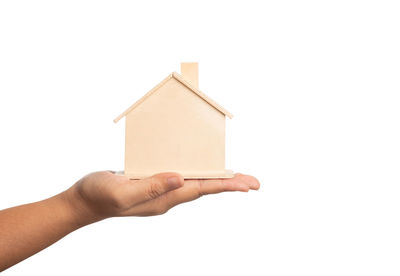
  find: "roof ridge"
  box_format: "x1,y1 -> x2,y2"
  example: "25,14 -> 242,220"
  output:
113,72 -> 233,123
171,72 -> 233,119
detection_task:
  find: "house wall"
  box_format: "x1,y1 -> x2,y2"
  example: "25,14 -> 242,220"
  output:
124,77 -> 226,177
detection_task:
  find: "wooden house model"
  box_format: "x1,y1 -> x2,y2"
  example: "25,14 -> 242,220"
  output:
114,62 -> 233,179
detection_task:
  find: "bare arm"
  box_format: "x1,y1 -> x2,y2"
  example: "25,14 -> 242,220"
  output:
0,171 -> 260,271
0,193 -> 82,271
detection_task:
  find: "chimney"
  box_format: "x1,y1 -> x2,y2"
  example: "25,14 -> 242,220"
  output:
181,62 -> 199,89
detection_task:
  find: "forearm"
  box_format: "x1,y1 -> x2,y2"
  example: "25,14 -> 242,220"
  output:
0,191 -> 94,271
0,171 -> 259,271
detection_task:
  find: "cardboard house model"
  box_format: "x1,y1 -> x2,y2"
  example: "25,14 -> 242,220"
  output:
114,62 -> 233,179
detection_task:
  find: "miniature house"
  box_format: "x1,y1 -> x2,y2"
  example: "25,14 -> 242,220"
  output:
114,62 -> 233,179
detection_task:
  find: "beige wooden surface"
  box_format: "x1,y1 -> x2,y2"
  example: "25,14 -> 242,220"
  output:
181,62 -> 199,89
115,62 -> 233,179
114,72 -> 232,123
124,76 -> 227,177
117,170 -> 234,180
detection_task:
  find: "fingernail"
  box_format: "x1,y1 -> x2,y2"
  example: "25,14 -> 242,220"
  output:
167,176 -> 182,189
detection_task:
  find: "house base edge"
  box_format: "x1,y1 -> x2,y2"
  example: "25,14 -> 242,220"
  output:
115,170 -> 234,179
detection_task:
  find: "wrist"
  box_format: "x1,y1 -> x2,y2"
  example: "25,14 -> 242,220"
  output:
59,187 -> 105,229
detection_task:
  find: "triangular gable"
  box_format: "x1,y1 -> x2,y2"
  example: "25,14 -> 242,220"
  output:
113,72 -> 233,123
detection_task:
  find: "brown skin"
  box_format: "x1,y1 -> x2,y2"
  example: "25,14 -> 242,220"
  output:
0,171 -> 260,271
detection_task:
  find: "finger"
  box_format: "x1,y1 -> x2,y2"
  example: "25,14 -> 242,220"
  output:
189,174 -> 260,195
119,172 -> 184,206
120,174 -> 259,216
229,173 -> 261,190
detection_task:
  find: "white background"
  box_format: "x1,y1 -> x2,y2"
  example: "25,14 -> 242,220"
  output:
1,0 -> 399,275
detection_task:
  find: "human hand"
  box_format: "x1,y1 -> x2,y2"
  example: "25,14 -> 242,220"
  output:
63,171 -> 260,226
0,171 -> 259,270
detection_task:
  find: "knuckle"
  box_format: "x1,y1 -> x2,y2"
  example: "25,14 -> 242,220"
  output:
147,178 -> 162,199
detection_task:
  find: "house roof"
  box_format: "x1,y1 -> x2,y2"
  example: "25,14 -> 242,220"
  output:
113,72 -> 233,123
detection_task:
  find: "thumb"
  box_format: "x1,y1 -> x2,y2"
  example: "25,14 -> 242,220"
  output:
126,172 -> 184,203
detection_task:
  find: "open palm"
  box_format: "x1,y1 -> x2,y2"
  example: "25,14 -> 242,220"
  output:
68,171 -> 260,221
